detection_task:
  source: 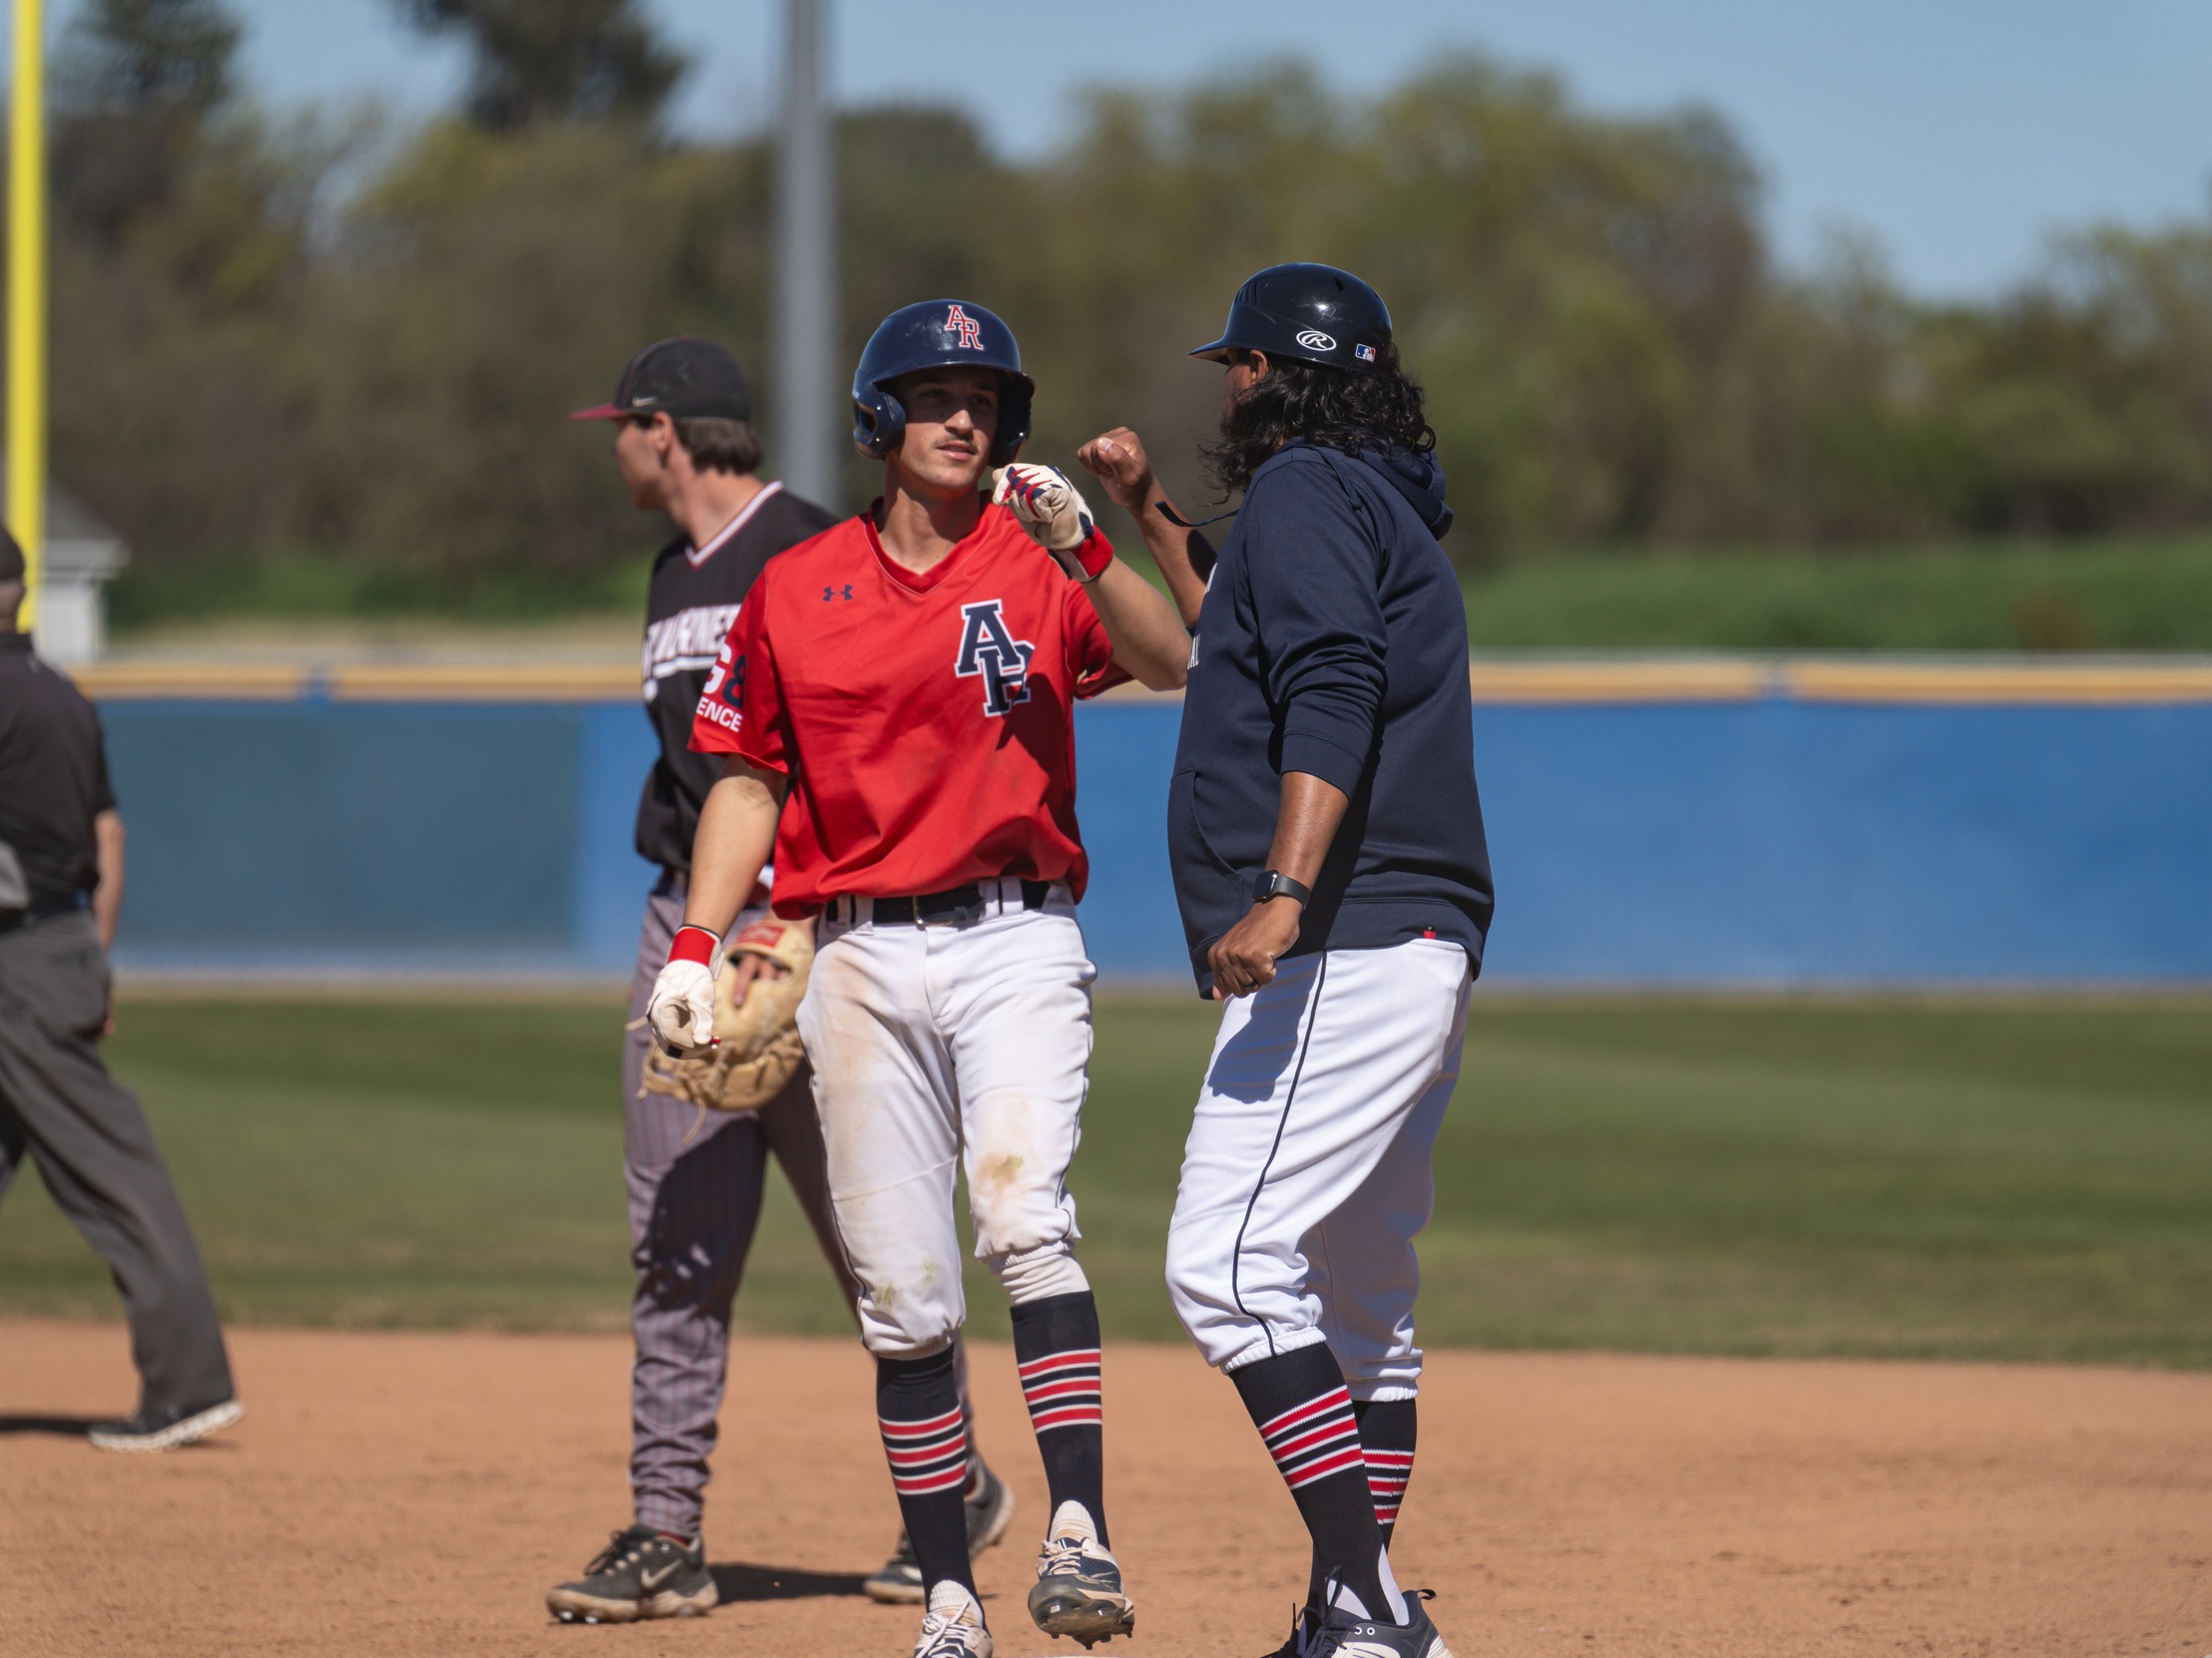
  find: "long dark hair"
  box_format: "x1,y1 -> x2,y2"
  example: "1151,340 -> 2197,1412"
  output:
1202,342 -> 1436,497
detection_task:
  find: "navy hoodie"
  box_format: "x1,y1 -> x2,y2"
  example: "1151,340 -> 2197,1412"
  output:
1167,440 -> 1494,996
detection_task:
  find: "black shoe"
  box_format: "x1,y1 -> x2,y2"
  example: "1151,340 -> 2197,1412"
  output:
1306,1590 -> 1451,1658
88,1398 -> 243,1452
864,1459 -> 1019,1604
1263,1606 -> 1321,1658
547,1525 -> 717,1624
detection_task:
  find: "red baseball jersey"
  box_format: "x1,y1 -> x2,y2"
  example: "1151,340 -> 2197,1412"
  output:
690,502 -> 1128,913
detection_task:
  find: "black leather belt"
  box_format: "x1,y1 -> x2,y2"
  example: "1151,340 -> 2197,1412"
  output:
868,880 -> 1053,926
0,892 -> 89,936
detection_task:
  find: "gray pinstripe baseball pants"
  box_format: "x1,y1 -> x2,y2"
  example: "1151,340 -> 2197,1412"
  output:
623,874 -> 861,1540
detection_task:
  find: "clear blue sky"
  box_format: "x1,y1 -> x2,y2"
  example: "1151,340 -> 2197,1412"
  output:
36,0 -> 2212,298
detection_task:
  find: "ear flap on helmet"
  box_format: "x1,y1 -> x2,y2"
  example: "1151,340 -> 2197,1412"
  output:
852,383 -> 906,459
989,373 -> 1033,466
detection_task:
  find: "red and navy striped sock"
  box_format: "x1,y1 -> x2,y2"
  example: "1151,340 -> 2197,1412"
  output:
1010,1291 -> 1108,1546
1354,1397 -> 1416,1544
1230,1343 -> 1390,1620
877,1349 -> 975,1597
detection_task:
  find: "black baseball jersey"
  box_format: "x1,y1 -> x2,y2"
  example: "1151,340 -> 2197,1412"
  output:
635,483 -> 840,871
0,633 -> 117,906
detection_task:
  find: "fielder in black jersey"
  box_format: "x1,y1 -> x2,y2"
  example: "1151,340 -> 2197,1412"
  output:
634,480 -> 835,872
546,338 -> 1013,1626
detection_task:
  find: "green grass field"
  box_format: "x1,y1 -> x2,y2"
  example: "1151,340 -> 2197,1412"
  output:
111,533 -> 2212,653
3,998 -> 2208,1367
1459,534 -> 2212,652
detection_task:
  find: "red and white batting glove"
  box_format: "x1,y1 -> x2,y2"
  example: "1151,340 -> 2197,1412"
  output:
647,925 -> 720,1055
992,464 -> 1114,584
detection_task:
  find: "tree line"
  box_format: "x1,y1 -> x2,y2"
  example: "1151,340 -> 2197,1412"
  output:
27,0 -> 2212,604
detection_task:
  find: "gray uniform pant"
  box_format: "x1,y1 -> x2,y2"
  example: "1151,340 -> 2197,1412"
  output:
624,873 -> 864,1539
0,910 -> 233,1413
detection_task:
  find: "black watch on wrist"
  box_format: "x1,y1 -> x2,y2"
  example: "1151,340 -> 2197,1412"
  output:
1252,870 -> 1312,907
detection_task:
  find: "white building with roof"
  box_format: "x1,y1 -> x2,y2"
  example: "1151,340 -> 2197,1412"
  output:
35,489 -> 131,664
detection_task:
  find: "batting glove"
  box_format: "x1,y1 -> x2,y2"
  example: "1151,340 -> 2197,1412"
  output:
992,464 -> 1114,583
648,926 -> 720,1054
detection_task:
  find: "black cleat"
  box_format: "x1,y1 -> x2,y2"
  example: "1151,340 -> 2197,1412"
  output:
1305,1589 -> 1452,1658
547,1525 -> 717,1624
1262,1605 -> 1321,1658
865,1459 -> 1018,1604
88,1398 -> 243,1452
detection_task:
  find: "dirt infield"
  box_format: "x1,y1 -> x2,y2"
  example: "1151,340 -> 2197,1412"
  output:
3,1321 -> 2207,1658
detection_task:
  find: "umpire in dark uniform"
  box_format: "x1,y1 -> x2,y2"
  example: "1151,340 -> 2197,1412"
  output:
0,529 -> 241,1451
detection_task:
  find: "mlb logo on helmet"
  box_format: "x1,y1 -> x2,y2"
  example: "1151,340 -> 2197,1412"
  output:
945,304 -> 985,350
1355,342 -> 1377,363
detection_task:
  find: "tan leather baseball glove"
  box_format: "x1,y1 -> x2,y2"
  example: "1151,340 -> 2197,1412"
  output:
640,917 -> 813,1112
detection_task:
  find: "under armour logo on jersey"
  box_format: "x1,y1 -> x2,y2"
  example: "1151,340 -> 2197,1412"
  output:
822,584 -> 854,602
954,599 -> 1034,717
945,304 -> 985,351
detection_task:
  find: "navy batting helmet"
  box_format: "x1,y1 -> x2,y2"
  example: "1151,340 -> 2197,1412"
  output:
851,299 -> 1035,465
1190,263 -> 1392,374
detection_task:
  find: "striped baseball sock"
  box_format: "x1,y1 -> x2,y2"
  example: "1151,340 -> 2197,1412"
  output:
1354,1397 -> 1417,1544
1010,1291 -> 1108,1546
876,1348 -> 976,1598
1300,1397 -> 1419,1611
1231,1344 -> 1400,1624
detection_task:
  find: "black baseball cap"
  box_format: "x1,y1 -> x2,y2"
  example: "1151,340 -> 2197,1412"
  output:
570,337 -> 753,422
0,528 -> 23,583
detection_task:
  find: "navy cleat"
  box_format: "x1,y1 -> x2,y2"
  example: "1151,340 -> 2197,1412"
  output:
1305,1588 -> 1452,1658
1027,1500 -> 1135,1648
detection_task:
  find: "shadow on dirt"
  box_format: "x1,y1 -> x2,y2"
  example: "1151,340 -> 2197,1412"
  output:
709,1562 -> 872,1602
0,1415 -> 97,1439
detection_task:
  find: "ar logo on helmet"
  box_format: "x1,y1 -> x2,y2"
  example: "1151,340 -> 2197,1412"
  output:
945,304 -> 985,351
1296,328 -> 1337,352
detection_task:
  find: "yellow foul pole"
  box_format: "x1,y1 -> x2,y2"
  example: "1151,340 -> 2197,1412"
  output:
8,0 -> 45,630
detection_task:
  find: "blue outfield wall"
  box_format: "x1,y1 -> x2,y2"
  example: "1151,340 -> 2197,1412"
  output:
99,687 -> 2212,987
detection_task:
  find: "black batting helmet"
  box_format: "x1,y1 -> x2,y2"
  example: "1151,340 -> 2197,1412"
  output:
851,299 -> 1035,465
1190,263 -> 1392,374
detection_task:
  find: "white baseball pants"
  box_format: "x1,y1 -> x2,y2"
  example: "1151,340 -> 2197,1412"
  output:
1166,938 -> 1472,1398
798,880 -> 1097,1360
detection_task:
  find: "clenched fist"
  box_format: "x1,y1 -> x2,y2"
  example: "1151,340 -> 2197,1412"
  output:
1075,428 -> 1158,516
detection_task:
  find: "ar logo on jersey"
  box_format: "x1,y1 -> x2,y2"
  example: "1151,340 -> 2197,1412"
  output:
954,600 -> 1034,717
945,303 -> 985,351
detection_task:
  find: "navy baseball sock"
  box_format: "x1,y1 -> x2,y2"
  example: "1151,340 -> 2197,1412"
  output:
1010,1291 -> 1108,1546
876,1349 -> 976,1599
1231,1344 -> 1404,1625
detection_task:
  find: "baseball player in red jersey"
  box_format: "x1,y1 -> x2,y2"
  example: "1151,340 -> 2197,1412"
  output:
544,338 -> 1016,1625
650,300 -> 1189,1658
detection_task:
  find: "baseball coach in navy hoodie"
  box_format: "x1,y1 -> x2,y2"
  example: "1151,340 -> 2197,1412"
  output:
1080,263 -> 1492,1658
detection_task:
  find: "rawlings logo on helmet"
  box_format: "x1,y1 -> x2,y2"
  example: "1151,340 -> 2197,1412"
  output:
1296,328 -> 1337,352
946,304 -> 985,350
